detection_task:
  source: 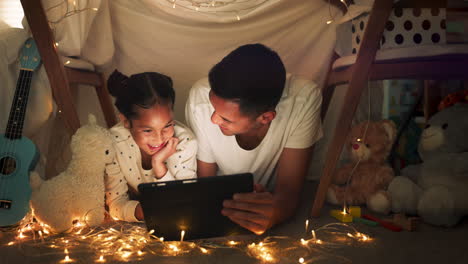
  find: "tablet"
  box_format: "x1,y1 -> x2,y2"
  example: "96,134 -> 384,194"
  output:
137,173 -> 253,241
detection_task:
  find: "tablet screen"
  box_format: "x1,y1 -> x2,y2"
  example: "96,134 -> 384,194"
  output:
138,173 -> 253,240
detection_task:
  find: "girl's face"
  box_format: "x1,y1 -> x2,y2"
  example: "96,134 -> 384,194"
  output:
122,103 -> 175,157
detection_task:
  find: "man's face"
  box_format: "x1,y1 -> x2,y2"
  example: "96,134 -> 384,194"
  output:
208,91 -> 260,136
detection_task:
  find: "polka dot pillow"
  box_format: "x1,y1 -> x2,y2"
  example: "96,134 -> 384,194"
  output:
351,7 -> 446,54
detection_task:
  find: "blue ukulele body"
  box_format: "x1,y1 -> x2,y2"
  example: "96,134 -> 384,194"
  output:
0,136 -> 38,226
0,38 -> 41,227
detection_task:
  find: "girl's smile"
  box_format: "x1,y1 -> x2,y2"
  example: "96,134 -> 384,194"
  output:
148,141 -> 167,153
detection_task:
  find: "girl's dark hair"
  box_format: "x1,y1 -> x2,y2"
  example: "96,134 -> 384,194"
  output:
107,70 -> 175,120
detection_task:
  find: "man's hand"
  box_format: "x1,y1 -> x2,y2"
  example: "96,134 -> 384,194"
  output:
221,184 -> 275,235
152,137 -> 179,178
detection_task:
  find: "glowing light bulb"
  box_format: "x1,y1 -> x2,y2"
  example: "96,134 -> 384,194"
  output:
299,257 -> 305,263
180,230 -> 185,241
61,255 -> 73,263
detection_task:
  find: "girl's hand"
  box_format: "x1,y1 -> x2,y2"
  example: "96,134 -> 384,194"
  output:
152,137 -> 179,178
135,203 -> 144,221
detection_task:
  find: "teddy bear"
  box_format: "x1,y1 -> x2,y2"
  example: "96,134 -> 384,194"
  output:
29,114 -> 115,233
388,104 -> 468,227
327,120 -> 397,214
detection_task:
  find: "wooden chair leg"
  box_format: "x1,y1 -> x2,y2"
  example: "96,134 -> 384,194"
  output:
95,73 -> 117,128
310,0 -> 393,217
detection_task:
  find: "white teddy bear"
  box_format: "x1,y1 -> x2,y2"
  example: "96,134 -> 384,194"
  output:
30,114 -> 115,233
388,104 -> 468,227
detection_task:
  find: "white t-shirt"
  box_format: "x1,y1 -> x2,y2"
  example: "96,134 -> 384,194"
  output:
185,74 -> 323,189
105,121 -> 197,222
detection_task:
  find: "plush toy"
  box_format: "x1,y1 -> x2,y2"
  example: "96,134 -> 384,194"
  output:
327,120 -> 397,214
30,115 -> 115,233
388,104 -> 468,227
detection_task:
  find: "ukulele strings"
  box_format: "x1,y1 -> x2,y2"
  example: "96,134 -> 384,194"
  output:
0,69 -> 32,201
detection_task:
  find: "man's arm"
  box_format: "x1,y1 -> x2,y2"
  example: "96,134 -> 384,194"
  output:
197,160 -> 218,178
272,146 -> 313,224
222,146 -> 313,234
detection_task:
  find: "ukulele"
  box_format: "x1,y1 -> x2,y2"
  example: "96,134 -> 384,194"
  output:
0,38 -> 41,227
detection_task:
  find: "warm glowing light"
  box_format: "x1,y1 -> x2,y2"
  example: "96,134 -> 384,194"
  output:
96,255 -> 105,263
7,241 -> 14,246
137,250 -> 144,256
305,219 -> 309,233
65,60 -> 71,65
326,20 -> 333,24
55,42 -> 59,47
64,248 -> 69,254
180,230 -> 185,241
316,239 -> 323,244
229,240 -> 238,245
159,237 -> 164,242
61,255 -> 73,263
312,230 -> 316,240
92,8 -> 98,11
236,15 -> 240,21
299,257 -> 305,263
121,252 -> 132,259
17,232 -> 26,239
148,229 -> 154,235
200,247 -> 208,254
300,238 -> 307,245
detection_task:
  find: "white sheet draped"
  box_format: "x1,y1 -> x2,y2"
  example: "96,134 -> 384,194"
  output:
108,0 -> 341,121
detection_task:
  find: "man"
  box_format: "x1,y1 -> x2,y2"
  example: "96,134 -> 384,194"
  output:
185,43 -> 322,235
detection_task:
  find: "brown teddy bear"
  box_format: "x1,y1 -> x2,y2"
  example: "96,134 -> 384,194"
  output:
327,120 -> 397,214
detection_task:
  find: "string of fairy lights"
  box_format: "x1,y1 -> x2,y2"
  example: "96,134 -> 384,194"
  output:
44,0 -> 349,25
5,212 -> 372,263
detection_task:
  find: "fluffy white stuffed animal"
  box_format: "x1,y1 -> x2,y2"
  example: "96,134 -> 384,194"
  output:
388,104 -> 468,227
30,115 -> 115,232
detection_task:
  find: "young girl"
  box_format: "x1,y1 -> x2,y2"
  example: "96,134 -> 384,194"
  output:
105,70 -> 197,222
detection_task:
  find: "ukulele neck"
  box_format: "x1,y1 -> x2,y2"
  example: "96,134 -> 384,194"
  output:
5,70 -> 33,140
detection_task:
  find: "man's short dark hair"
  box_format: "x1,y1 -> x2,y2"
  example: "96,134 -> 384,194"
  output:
208,43 -> 286,117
